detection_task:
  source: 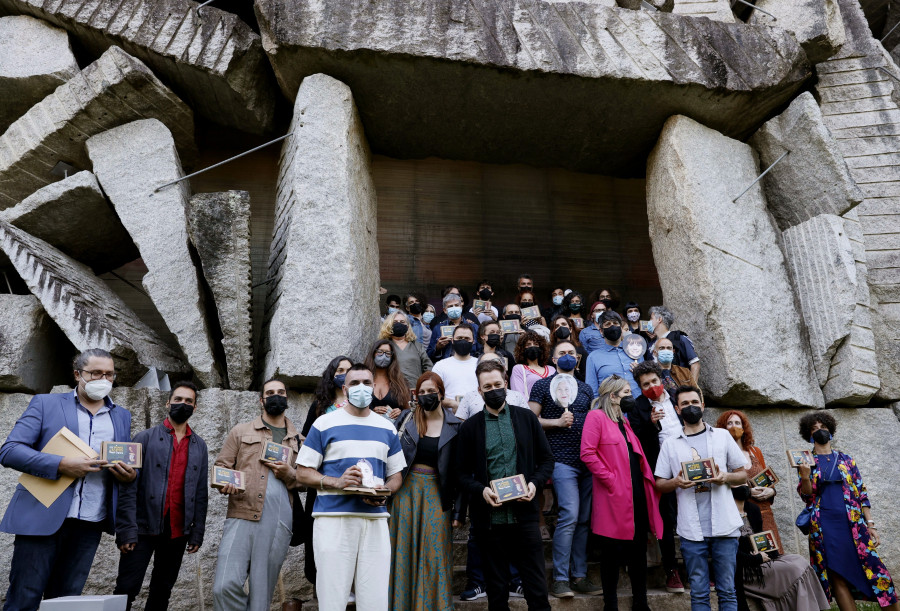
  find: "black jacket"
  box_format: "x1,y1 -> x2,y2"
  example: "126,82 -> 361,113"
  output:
395,408 -> 461,512
116,422 -> 208,547
456,404 -> 554,528
630,395 -> 662,471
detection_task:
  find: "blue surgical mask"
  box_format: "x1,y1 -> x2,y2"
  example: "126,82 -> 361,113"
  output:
657,349 -> 674,365
646,319 -> 655,334
552,295 -> 564,306
556,354 -> 577,372
333,374 -> 346,389
348,385 -> 374,409
423,312 -> 435,324
387,307 -> 399,315
447,306 -> 462,320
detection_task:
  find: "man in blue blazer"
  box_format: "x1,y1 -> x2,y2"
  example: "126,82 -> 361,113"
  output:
0,348 -> 136,611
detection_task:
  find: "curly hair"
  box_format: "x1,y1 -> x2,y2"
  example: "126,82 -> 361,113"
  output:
514,331 -> 550,365
378,311 -> 417,342
632,360 -> 663,386
715,410 -> 755,449
798,411 -> 837,441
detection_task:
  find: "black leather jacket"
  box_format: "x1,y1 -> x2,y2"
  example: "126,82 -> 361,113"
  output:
395,408 -> 461,513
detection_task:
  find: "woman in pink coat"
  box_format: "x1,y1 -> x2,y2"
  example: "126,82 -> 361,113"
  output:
581,375 -> 663,611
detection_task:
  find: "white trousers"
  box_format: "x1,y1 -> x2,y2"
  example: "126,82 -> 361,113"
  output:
313,516 -> 391,611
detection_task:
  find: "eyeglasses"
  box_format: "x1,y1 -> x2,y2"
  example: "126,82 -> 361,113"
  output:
80,369 -> 116,381
374,351 -> 392,357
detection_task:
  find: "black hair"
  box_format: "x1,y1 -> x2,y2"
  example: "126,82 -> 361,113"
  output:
517,273 -> 532,284
168,380 -> 198,402
73,348 -> 113,370
385,294 -> 401,305
259,377 -> 286,398
562,290 -> 583,310
347,363 -> 372,375
624,301 -> 641,315
314,355 -> 352,416
599,310 -> 623,325
441,285 -> 460,298
452,322 -> 476,339
672,384 -> 703,406
632,360 -> 663,384
798,411 -> 837,441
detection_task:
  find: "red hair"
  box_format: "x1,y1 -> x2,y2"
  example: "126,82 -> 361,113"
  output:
413,372 -> 445,436
715,410 -> 755,448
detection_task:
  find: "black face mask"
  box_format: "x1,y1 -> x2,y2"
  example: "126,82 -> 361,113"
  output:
452,339 -> 473,356
408,303 -> 423,315
602,326 -> 622,342
479,288 -> 493,300
525,346 -> 541,361
264,395 -> 288,416
504,313 -> 521,321
812,429 -> 832,445
418,393 -> 441,411
168,402 -> 193,424
333,374 -> 346,389
731,485 -> 752,501
600,298 -> 612,308
554,326 -> 571,340
520,301 -> 534,308
392,321 -> 409,337
486,333 -> 501,348
483,388 -> 507,409
680,404 -> 703,425
619,396 -> 636,414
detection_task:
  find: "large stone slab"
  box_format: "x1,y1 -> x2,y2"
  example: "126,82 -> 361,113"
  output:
86,119 -> 222,388
0,15 -> 78,132
815,0 -> 900,401
749,0 -> 845,64
646,115 -> 824,407
0,295 -> 72,393
672,0 -> 734,22
254,0 -> 810,177
188,191 -> 253,391
0,45 -> 196,209
749,92 -> 863,231
0,0 -> 278,135
0,221 -> 187,385
262,74 -> 381,387
0,171 -> 138,272
781,214 -> 880,404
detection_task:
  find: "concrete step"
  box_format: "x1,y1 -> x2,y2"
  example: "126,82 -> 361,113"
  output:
450,561 -> 669,594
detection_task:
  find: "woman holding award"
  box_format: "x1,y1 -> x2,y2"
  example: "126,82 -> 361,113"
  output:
580,375 -> 663,611
715,410 -> 782,550
796,412 -> 899,611
390,371 -> 462,611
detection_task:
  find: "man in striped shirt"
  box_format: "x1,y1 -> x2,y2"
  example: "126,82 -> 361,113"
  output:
296,363 -> 406,611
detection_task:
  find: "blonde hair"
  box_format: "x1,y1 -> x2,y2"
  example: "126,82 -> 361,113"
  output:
593,375 -> 630,422
378,311 -> 417,342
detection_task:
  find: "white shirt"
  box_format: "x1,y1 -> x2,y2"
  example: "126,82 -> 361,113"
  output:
455,389 -> 528,420
653,394 -> 681,444
654,423 -> 750,542
431,356 -> 478,402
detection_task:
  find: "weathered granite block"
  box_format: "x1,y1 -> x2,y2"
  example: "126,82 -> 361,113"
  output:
188,191 -> 253,391
0,221 -> 187,385
749,92 -> 863,231
86,119 -> 221,388
254,0 -> 809,176
0,45 -> 196,209
262,74 -> 381,387
0,295 -> 72,393
646,115 -> 824,407
0,171 -> 138,272
749,0 -> 845,64
0,0 -> 278,134
0,15 -> 78,132
672,0 -> 734,22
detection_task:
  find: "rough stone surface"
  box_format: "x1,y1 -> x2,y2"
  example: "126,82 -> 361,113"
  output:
646,115 -> 824,408
0,45 -> 196,209
0,392 -> 35,595
188,191 -> 253,391
749,0 -> 845,64
262,74 -> 381,388
86,119 -> 221,388
0,0 -> 278,135
0,15 -> 78,132
0,220 -> 187,386
704,406 -> 900,581
254,0 -> 810,177
0,295 -> 72,393
0,171 -> 138,272
749,92 -> 863,231
672,0 -> 734,22
616,0 -> 673,11
815,0 -> 900,401
781,214 -> 880,404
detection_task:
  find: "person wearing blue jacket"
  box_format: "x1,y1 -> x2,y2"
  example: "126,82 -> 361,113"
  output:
114,381 -> 209,610
0,348 -> 136,611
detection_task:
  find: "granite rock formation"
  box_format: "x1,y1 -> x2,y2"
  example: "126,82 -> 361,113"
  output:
749,0 -> 846,64
0,295 -> 71,393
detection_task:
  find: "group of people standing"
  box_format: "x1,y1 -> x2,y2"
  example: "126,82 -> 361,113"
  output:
0,276 -> 896,611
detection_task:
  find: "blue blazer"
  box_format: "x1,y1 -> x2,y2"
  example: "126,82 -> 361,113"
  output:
0,392 -> 132,536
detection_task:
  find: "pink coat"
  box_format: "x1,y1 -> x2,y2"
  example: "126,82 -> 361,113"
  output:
580,409 -> 663,540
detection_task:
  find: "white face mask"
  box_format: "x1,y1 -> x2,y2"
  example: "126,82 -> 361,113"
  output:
82,378 -> 113,401
627,311 -> 640,322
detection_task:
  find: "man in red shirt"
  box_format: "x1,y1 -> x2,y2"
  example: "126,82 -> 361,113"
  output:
113,382 -> 209,610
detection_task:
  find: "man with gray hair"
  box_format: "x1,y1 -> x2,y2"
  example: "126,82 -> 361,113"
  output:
0,348 -> 136,609
647,305 -> 701,384
427,292 -> 481,362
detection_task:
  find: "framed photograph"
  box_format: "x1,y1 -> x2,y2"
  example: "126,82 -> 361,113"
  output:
499,319 -> 521,334
490,474 -> 529,503
473,299 -> 489,311
571,317 -> 585,329
681,458 -> 718,483
100,441 -> 142,468
751,466 -> 779,488
260,440 -> 293,464
440,325 -> 455,338
520,306 -> 541,321
211,466 -> 246,490
750,530 -> 779,554
786,449 -> 814,468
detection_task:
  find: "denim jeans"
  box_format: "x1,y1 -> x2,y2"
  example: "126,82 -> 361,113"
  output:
4,518 -> 104,611
551,462 -> 592,582
680,536 -> 739,611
